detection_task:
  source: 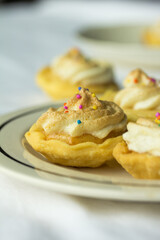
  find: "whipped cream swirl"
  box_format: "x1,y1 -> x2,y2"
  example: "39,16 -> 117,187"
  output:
123,118 -> 160,157
37,88 -> 127,139
51,48 -> 113,86
115,69 -> 160,110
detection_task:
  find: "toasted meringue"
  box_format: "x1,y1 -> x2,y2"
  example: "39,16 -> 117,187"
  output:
25,88 -> 127,167
114,69 -> 160,122
37,48 -> 116,99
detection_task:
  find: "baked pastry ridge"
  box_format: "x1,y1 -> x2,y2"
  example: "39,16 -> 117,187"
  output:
113,115 -> 160,179
25,88 -> 127,167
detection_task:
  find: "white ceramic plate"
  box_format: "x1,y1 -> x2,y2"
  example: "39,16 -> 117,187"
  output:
1,103 -> 160,202
77,24 -> 160,69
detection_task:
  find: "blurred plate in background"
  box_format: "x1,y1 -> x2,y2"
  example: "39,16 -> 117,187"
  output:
77,24 -> 160,85
77,24 -> 160,68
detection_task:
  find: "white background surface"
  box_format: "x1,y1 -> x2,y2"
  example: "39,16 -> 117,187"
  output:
1,1 -> 160,239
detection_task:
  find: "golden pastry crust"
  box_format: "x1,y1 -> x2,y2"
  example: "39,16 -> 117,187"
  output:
37,67 -> 116,100
25,123 -> 123,167
113,141 -> 160,179
124,109 -> 157,122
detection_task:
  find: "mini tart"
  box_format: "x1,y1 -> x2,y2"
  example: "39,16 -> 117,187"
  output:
143,22 -> 160,46
114,69 -> 160,122
25,88 -> 127,167
113,118 -> 160,179
113,141 -> 160,179
25,124 -> 122,168
37,48 -> 116,100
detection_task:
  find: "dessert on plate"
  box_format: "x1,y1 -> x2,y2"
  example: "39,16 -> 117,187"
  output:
37,48 -> 117,100
25,88 -> 127,167
114,69 -> 160,122
143,21 -> 160,46
113,116 -> 160,179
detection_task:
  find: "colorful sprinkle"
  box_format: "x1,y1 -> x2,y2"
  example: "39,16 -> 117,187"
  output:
64,106 -> 68,109
155,119 -> 160,124
79,105 -> 83,109
150,78 -> 156,83
77,120 -> 81,124
64,103 -> 67,106
134,79 -> 138,83
155,112 -> 160,126
86,88 -> 89,91
92,105 -> 97,110
64,110 -> 68,113
76,94 -> 81,99
78,87 -> 82,91
92,93 -> 96,97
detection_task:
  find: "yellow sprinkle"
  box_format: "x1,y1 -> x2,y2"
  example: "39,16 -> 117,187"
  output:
93,105 -> 97,110
155,119 -> 160,124
76,92 -> 79,94
92,93 -> 96,97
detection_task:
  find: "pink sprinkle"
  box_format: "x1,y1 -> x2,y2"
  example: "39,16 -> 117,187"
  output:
76,94 -> 81,99
156,112 -> 160,117
150,78 -> 156,83
64,106 -> 68,109
79,105 -> 82,109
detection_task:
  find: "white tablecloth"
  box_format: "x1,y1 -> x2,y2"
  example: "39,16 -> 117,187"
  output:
1,1 -> 160,239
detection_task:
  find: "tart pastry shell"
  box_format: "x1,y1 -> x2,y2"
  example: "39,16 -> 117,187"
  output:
113,141 -> 160,179
25,123 -> 122,168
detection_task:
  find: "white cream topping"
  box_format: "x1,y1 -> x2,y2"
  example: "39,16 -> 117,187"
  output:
63,115 -> 127,138
123,122 -> 160,157
52,52 -> 113,85
134,95 -> 160,110
42,115 -> 127,139
114,87 -> 160,110
39,88 -> 127,140
71,66 -> 113,85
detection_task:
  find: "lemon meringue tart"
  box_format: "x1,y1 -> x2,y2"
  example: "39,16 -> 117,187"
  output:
25,88 -> 127,167
37,48 -> 116,100
114,69 -> 160,122
113,116 -> 160,179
